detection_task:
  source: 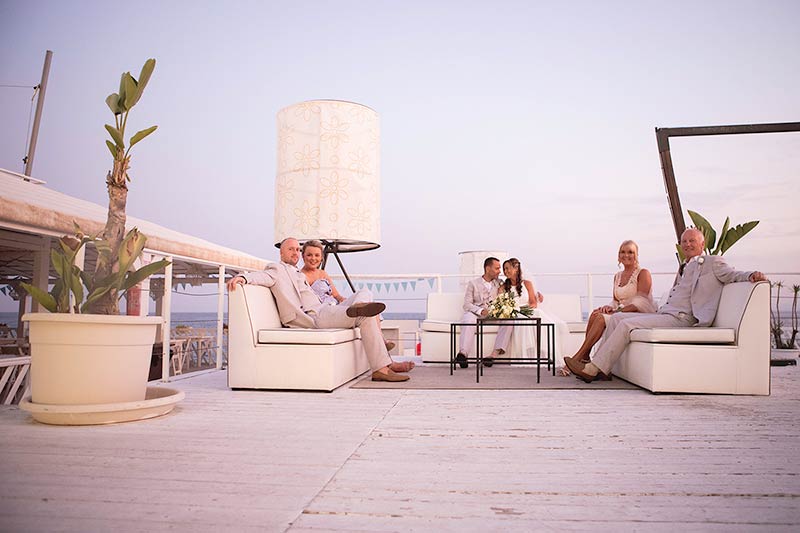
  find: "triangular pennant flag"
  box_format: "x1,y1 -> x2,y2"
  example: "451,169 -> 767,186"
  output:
384,282 -> 391,292
393,282 -> 400,291
410,281 -> 416,290
367,283 -> 373,291
401,282 -> 408,291
428,278 -> 435,288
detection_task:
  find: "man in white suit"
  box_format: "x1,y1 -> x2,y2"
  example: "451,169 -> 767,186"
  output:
565,228 -> 768,382
454,256 -> 511,368
227,238 -> 410,382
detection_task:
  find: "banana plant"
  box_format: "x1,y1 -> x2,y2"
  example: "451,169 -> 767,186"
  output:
23,60 -> 164,314
21,225 -> 170,314
676,210 -> 759,261
97,59 -> 161,314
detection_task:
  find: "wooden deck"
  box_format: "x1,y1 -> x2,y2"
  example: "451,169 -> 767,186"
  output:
1,366 -> 798,532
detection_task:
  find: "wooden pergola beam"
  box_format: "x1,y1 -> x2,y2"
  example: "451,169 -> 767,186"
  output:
655,121 -> 800,243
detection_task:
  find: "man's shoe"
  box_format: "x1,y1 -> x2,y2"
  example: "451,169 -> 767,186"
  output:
346,302 -> 386,318
564,356 -> 596,383
483,357 -> 494,368
455,353 -> 468,369
371,369 -> 410,382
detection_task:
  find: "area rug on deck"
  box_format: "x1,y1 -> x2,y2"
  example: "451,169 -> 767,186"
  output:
350,365 -> 641,390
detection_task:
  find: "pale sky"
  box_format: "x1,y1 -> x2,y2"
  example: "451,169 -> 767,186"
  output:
1,0 -> 799,313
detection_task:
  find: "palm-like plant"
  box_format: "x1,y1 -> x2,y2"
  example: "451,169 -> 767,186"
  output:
676,210 -> 759,261
21,59 -> 168,314
771,282 -> 800,350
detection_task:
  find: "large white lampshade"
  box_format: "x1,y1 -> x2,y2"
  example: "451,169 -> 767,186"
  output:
274,99 -> 380,252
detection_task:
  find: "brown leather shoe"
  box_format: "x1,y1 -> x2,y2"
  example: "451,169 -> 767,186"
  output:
564,356 -> 597,383
347,302 -> 386,318
371,369 -> 410,382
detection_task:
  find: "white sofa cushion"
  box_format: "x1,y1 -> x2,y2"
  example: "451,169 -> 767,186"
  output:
539,294 -> 583,323
630,327 -> 735,344
426,293 -> 467,322
257,327 -> 359,345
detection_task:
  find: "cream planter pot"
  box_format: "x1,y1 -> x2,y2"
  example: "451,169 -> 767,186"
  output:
23,313 -> 162,405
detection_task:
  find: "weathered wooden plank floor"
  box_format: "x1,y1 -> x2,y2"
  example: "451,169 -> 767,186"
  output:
1,367 -> 798,532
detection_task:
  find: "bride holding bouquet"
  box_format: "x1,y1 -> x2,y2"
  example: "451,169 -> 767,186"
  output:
485,258 -> 570,366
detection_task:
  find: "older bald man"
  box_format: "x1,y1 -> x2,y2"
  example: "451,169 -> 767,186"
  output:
565,228 -> 768,383
228,238 -> 410,382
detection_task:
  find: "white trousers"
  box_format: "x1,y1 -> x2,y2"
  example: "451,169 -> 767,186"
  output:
314,289 -> 392,371
591,312 -> 696,374
458,311 -> 512,356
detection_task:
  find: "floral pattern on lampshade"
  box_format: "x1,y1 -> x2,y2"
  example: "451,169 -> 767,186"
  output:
275,100 -> 380,248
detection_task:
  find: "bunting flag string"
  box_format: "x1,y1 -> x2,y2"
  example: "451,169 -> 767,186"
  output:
334,278 -> 438,293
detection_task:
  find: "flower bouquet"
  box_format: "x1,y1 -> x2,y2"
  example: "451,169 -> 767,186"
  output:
487,291 -> 535,319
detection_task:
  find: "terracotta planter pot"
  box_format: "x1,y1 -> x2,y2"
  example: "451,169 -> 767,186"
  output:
23,313 -> 162,405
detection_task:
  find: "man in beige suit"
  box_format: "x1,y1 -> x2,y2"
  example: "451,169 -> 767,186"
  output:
454,256 -> 510,368
227,238 -> 410,382
565,228 -> 768,382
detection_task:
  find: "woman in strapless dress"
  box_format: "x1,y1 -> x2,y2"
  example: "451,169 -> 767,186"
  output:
488,258 -> 571,367
562,239 -> 656,377
300,240 -> 404,366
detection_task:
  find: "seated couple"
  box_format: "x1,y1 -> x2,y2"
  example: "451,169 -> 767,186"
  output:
227,237 -> 412,382
455,256 -> 570,368
564,228 -> 768,382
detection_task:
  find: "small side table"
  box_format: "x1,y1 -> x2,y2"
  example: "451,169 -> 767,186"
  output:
476,316 -> 545,383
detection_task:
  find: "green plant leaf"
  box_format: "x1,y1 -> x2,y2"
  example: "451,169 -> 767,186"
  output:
122,72 -> 138,109
50,248 -> 68,280
712,217 -> 731,255
118,228 -> 147,273
105,140 -> 118,158
79,269 -> 93,292
130,58 -> 156,107
68,265 -> 84,310
117,72 -> 130,112
20,282 -> 58,313
105,93 -> 122,115
122,259 -> 170,290
720,221 -> 759,255
129,125 -> 157,148
687,210 -> 716,252
105,124 -> 125,149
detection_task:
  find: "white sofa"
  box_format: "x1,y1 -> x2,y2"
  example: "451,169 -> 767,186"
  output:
612,281 -> 770,395
227,284 -> 370,391
420,292 -> 586,362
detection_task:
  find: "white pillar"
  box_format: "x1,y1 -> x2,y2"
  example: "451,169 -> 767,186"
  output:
161,257 -> 173,382
217,265 -> 225,370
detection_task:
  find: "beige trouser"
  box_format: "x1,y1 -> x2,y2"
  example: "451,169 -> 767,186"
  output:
458,312 -> 513,355
592,312 -> 696,374
314,290 -> 392,371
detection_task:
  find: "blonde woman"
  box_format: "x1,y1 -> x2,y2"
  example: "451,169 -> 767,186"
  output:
300,240 -> 411,371
562,240 -> 655,376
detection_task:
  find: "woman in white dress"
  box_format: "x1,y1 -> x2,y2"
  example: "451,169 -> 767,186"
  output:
561,239 -> 656,377
486,258 -> 570,366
